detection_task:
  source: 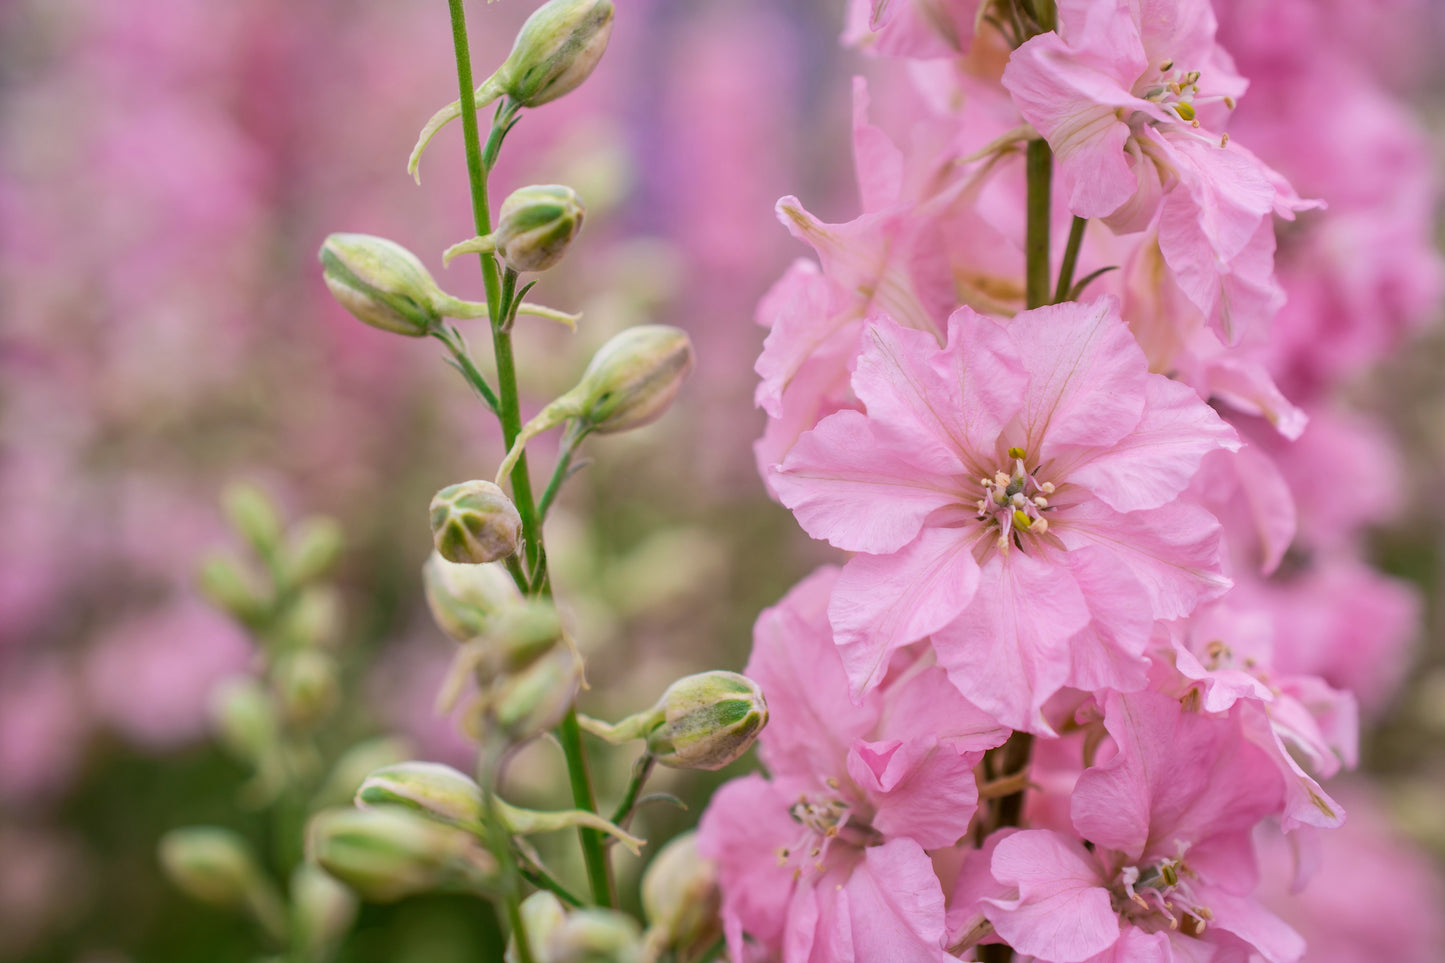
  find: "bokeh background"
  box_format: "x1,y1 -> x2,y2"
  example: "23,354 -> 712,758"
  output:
3,1 -> 1445,960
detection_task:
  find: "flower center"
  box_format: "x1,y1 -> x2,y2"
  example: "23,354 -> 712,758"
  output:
975,447 -> 1054,551
1114,855 -> 1213,938
775,789 -> 878,876
1134,60 -> 1236,145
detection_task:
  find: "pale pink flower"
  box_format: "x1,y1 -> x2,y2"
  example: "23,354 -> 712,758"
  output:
698,567 -> 1006,962
843,0 -> 981,59
1003,0 -> 1313,342
773,298 -> 1235,730
982,691 -> 1302,963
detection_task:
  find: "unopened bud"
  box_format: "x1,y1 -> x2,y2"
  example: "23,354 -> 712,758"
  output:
275,586 -> 344,651
430,481 -> 523,565
547,909 -> 645,963
274,650 -> 341,729
285,517 -> 344,585
575,325 -> 694,434
492,326 -> 694,486
223,482 -> 285,556
198,554 -> 267,625
495,185 -> 585,273
210,677 -> 279,764
641,832 -> 721,958
319,234 -> 443,337
291,863 -> 358,962
159,827 -> 263,909
356,762 -> 486,834
507,891 -> 568,963
498,0 -> 615,108
308,807 -> 497,903
487,645 -> 583,745
646,671 -> 767,771
424,553 -> 521,642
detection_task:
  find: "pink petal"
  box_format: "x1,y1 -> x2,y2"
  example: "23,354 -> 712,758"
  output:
835,841 -> 954,963
831,527 -> 982,697
847,736 -> 981,849
985,830 -> 1121,963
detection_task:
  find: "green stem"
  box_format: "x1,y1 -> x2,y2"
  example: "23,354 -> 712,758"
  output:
446,0 -> 611,912
1024,139 -> 1053,310
519,860 -> 586,909
538,423 -> 587,520
432,329 -> 500,413
1053,216 -> 1086,304
608,754 -> 656,828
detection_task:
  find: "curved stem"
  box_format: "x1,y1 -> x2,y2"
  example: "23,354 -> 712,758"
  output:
1053,215 -> 1087,304
538,423 -> 587,520
608,754 -> 656,829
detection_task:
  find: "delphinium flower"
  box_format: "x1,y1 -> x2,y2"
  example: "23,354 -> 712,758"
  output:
773,297 -> 1236,730
698,566 -> 1007,961
973,690 -> 1304,963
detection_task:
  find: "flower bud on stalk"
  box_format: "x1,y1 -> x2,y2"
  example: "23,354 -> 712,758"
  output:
436,598 -> 563,712
198,554 -> 267,625
308,807 -> 498,903
473,645 -> 584,747
275,586 -> 344,651
641,831 -> 722,958
210,677 -> 280,764
284,517 -> 344,585
507,891 -> 568,963
319,234 -> 444,337
274,650 -> 341,729
408,0 -> 615,182
423,553 -> 521,642
159,827 -> 287,938
494,326 -> 694,485
430,480 -> 524,565
646,671 -> 767,770
223,482 -> 284,556
546,909 -> 645,963
444,185 -> 585,275
290,863 -> 358,962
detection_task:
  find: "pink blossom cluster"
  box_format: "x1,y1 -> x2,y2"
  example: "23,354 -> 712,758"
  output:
702,1 -> 1443,960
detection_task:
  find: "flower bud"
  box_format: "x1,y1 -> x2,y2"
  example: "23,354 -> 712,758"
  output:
494,185 -> 585,273
275,586 -> 344,651
274,650 -> 341,729
210,677 -> 280,764
423,553 -> 521,642
313,736 -> 414,809
506,891 -> 568,963
319,233 -> 442,337
356,762 -> 485,834
223,482 -> 285,556
547,909 -> 645,963
646,671 -> 767,771
430,480 -> 523,565
290,863 -> 358,962
574,325 -> 694,434
308,807 -> 497,903
641,832 -> 721,958
486,645 -> 582,745
159,827 -> 264,910
198,553 -> 268,625
284,517 -> 344,585
498,0 -> 615,108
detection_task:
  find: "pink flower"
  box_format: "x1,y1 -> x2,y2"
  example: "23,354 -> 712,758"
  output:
1003,0 -> 1312,342
981,691 -> 1303,963
773,298 -> 1235,730
698,567 -> 1006,961
843,0 -> 981,59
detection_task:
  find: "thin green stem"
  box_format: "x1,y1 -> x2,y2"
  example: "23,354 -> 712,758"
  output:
432,329 -> 500,413
446,0 -> 611,913
519,860 -> 586,909
608,754 -> 656,828
538,423 -> 587,520
559,710 -> 614,907
1054,216 -> 1086,304
1024,139 -> 1053,310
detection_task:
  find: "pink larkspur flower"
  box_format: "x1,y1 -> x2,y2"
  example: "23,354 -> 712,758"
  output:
698,567 -> 1007,962
1003,0 -> 1313,343
982,690 -> 1302,963
773,298 -> 1235,731
842,0 -> 981,59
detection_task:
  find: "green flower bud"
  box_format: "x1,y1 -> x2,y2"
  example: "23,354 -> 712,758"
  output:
274,650 -> 341,729
645,671 -> 767,771
313,736 -> 414,810
284,517 -> 344,585
430,480 -> 523,565
641,832 -> 721,958
319,233 -> 442,337
275,586 -> 344,651
574,325 -> 694,434
506,891 -> 568,963
495,184 -> 585,273
499,0 -> 615,108
423,553 -> 521,642
160,827 -> 287,939
210,677 -> 279,764
308,807 -> 497,903
491,326 -> 694,486
290,863 -> 358,963
223,482 -> 284,556
547,909 -> 644,963
198,553 -> 267,625
487,645 -> 583,745
356,762 -> 485,834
